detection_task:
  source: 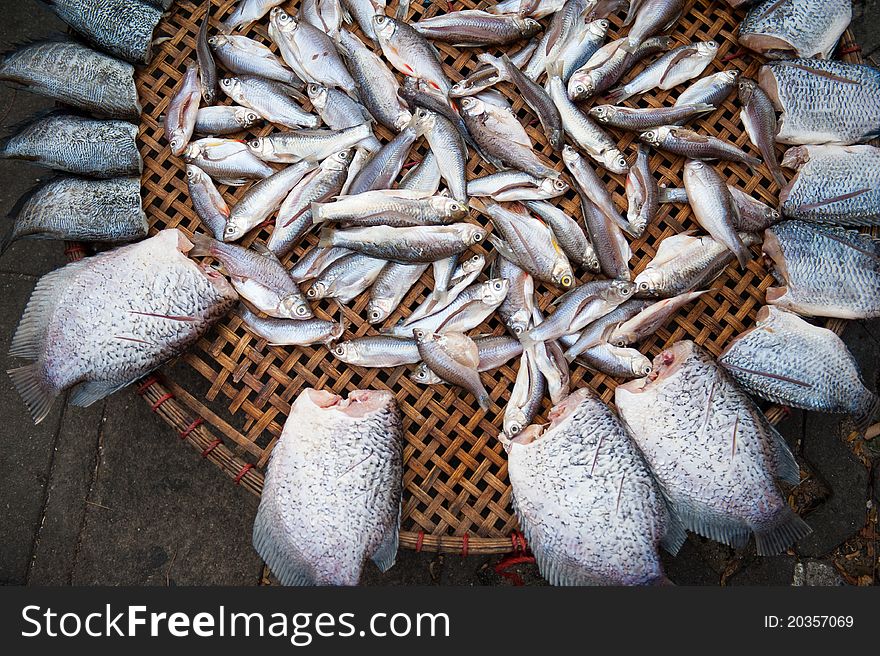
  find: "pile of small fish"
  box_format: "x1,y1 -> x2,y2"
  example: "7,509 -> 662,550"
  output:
2,0 -> 878,586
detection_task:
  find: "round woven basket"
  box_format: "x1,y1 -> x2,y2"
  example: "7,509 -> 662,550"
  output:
104,0 -> 865,555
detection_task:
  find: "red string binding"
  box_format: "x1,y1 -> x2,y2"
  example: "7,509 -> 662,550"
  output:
201,439 -> 222,458
150,392 -> 174,411
839,45 -> 862,55
494,555 -> 537,586
415,531 -> 425,552
721,48 -> 748,63
179,417 -> 204,439
234,463 -> 253,484
137,376 -> 158,395
461,533 -> 469,557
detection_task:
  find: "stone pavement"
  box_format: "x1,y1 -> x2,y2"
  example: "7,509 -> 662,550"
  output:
1,1 -> 878,586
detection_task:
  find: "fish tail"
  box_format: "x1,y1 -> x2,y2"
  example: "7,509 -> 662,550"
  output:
753,507 -> 812,557
853,391 -> 880,434
252,503 -> 317,586
544,58 -> 564,80
317,227 -> 335,248
187,231 -> 218,257
7,363 -> 55,424
310,202 -> 328,224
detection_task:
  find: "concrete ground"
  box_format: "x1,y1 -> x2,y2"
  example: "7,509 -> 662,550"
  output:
1,1 -> 878,587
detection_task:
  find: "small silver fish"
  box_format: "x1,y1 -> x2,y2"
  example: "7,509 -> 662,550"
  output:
186,165 -> 229,240
606,41 -> 718,104
333,335 -> 421,368
738,77 -> 785,187
194,106 -> 262,135
219,75 -> 317,130
625,144 -> 659,237
367,262 -> 429,323
318,223 -> 485,263
415,330 -> 492,411
209,34 -> 302,87
165,64 -> 202,156
239,308 -> 342,346
641,126 -> 762,170
184,138 -> 274,186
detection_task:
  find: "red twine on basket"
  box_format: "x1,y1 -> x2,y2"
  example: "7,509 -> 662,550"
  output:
136,376 -> 159,395
150,392 -> 174,411
511,530 -> 527,553
461,533 -> 469,557
839,45 -> 862,55
234,463 -> 253,484
722,48 -> 748,63
415,531 -> 425,552
494,555 -> 537,586
201,439 -> 222,458
179,418 -> 204,439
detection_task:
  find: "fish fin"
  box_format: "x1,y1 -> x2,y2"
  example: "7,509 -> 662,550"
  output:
673,497 -> 751,551
6,175 -> 55,220
660,510 -> 687,556
317,227 -> 334,248
486,234 -> 522,268
796,188 -> 872,212
187,231 -> 217,257
753,507 -> 811,557
764,420 -> 801,486
371,519 -> 400,573
252,504 -> 317,586
69,380 -> 123,408
604,86 -> 631,104
310,201 -> 327,224
7,363 -> 55,424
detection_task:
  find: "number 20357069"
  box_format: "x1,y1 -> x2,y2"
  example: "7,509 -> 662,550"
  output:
764,616 -> 854,629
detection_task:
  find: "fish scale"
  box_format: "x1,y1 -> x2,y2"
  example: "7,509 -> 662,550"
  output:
740,0 -> 851,60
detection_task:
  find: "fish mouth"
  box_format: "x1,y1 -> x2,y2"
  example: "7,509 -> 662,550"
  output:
305,388 -> 395,417
618,341 -> 692,393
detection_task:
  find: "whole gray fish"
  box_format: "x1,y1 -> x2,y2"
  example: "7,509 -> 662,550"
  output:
299,0 -> 342,36
0,40 -> 140,121
399,254 -> 485,328
563,148 -> 631,280
346,121 -> 420,194
41,0 -> 162,64
288,246 -> 351,283
503,346 -> 545,438
568,35 -> 673,100
307,84 -> 381,152
641,126 -> 762,170
763,221 -> 880,320
388,278 -> 508,337
220,75 -> 317,130
492,255 -> 535,337
209,34 -> 302,87
506,388 -> 681,585
165,64 -> 201,156
684,160 -> 751,268
333,335 -> 420,367
607,41 -> 718,104
268,150 -> 350,257
411,109 -> 468,203
306,253 -> 386,303
547,63 -> 627,174
483,202 -> 574,288
412,11 -> 540,47
759,59 -> 880,145
576,342 -> 653,378
626,144 -> 659,237
197,1 -> 218,103
0,112 -> 140,178
411,335 -> 523,384
720,306 -> 878,428
247,125 -> 371,164
739,0 -> 851,60
340,0 -> 386,42
190,234 -> 311,319
480,53 -> 563,150
779,145 -> 880,227
194,106 -> 261,136
367,262 -> 429,324
561,298 -> 653,360
225,160 -> 316,241
318,223 -> 486,263
312,189 -> 468,228
659,184 -> 781,232
253,388 -> 401,586
5,176 -> 147,251
415,330 -> 492,410
468,172 -> 567,202
635,232 -> 761,297
590,103 -> 715,131
558,18 -> 610,82
398,151 -> 441,194
675,70 -> 740,108
606,290 -> 706,347
460,95 -> 558,179
224,0 -> 286,31
374,15 -> 450,96
523,200 -> 600,272
269,8 -> 356,96
738,77 -> 785,188
626,0 -> 685,47
239,308 -> 343,346
186,165 -> 229,240
335,29 -> 412,132
184,138 -> 274,186
616,340 -> 811,556
8,230 -> 237,423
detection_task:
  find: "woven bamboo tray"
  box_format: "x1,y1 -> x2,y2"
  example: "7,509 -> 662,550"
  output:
109,0 -> 865,555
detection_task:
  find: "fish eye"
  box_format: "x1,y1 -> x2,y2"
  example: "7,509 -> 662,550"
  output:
600,20 -> 609,27
512,325 -> 523,335
707,41 -> 717,48
306,287 -> 318,298
249,139 -> 261,148
296,305 -> 309,317
560,275 -> 573,287
640,365 -> 653,376
369,309 -> 382,321
414,329 -> 425,339
617,156 -> 628,168
375,15 -> 386,24
247,112 -> 259,122
553,179 -> 567,190
208,37 -> 217,45
472,232 -> 483,242
508,424 -> 521,436
334,346 -> 346,356
637,281 -> 651,293
575,84 -> 586,95
492,280 -> 503,291
220,78 -> 231,86
308,83 -> 320,94
338,150 -> 349,159
186,168 -> 195,179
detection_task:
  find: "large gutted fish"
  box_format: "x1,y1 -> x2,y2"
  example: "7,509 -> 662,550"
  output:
763,221 -> 880,319
779,145 -> 880,227
616,341 -> 811,556
720,306 -> 878,428
0,40 -> 140,121
507,388 -> 683,585
739,0 -> 851,60
0,112 -> 140,178
8,230 -> 237,423
759,59 -> 880,145
253,388 -> 402,586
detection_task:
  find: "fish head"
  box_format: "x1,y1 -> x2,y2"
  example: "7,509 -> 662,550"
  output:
480,278 -> 510,305
332,341 -> 355,362
183,143 -> 201,161
626,351 -> 654,378
588,19 -> 610,38
246,137 -> 273,160
185,164 -> 205,184
521,18 -> 542,37
736,76 -> 758,104
306,280 -> 326,299
324,149 -> 352,171
306,83 -> 328,109
366,299 -> 392,324
412,328 -> 435,344
222,219 -> 247,243
207,34 -> 228,48
683,159 -> 708,183
588,105 -> 616,123
234,108 -> 261,129
639,127 -> 668,147
372,14 -> 396,43
279,295 -> 314,320
461,224 -> 487,246
412,107 -> 437,134
219,76 -> 242,100
542,177 -> 569,196
697,41 -> 720,58
551,259 -> 575,289
615,341 -> 692,407
269,7 -> 299,35
561,144 -> 580,166
607,280 -> 636,304
462,253 -> 486,275
409,363 -> 437,384
568,75 -> 595,101
168,128 -> 188,157
602,149 -> 629,175
459,96 -> 485,118
434,197 -> 469,220
508,423 -> 543,445
633,271 -> 661,297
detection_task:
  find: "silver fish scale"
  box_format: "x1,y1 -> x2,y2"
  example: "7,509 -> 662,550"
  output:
12,177 -> 147,243
508,392 -> 672,585
782,146 -> 880,226
763,59 -> 880,145
0,41 -> 140,121
767,220 -> 880,319
740,0 -> 851,59
45,0 -> 163,64
255,392 -> 402,585
617,343 -> 804,552
35,231 -> 236,394
720,307 -> 878,420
